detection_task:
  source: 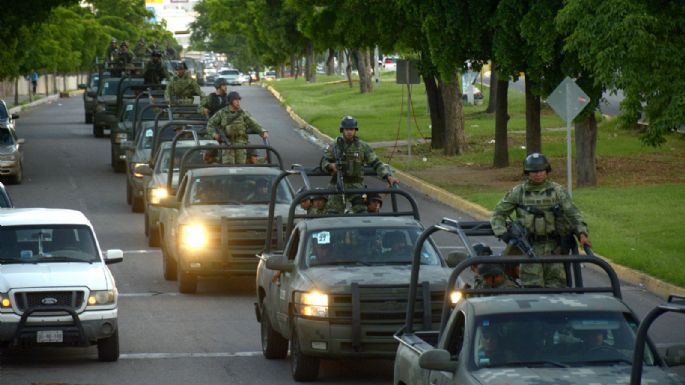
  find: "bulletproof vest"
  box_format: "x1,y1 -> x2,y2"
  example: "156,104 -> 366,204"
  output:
514,185 -> 560,237
144,62 -> 164,84
207,93 -> 227,116
337,139 -> 366,182
171,76 -> 197,99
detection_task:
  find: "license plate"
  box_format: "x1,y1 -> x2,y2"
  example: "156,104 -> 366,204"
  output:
37,330 -> 63,343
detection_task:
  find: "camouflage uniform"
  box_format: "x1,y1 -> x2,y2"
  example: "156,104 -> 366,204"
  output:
133,42 -> 147,58
321,136 -> 391,213
307,206 -> 326,216
143,60 -> 168,85
206,108 -> 265,164
490,179 -> 589,288
164,72 -> 202,104
200,93 -> 228,118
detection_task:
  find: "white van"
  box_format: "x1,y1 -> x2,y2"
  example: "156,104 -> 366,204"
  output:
0,208 -> 123,361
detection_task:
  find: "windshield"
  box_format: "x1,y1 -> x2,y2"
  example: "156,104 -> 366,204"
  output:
473,311 -> 655,369
0,225 -> 99,263
220,70 -> 239,76
100,79 -> 143,96
89,74 -> 99,88
0,102 -> 7,120
0,128 -> 15,145
304,227 -> 440,267
156,147 -> 204,174
188,174 -> 293,205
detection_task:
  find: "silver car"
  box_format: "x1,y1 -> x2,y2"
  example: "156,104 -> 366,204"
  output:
0,102 -> 24,184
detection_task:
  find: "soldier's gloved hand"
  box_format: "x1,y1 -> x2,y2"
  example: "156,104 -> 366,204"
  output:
261,131 -> 270,140
578,233 -> 592,248
386,175 -> 399,187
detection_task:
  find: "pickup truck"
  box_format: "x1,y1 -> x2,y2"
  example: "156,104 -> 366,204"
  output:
255,168 -> 464,381
0,208 -> 124,361
156,144 -> 294,293
393,218 -> 685,385
92,76 -> 143,138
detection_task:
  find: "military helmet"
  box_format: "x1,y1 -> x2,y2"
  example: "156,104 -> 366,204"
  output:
120,41 -> 128,48
339,115 -> 358,132
246,148 -> 259,157
110,37 -> 117,44
477,263 -> 504,277
151,50 -> 162,58
523,152 -> 551,173
472,242 -> 493,257
365,192 -> 383,205
312,194 -> 328,201
214,78 -> 228,88
227,91 -> 241,102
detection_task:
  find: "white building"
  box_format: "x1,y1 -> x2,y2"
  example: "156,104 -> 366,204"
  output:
145,0 -> 200,49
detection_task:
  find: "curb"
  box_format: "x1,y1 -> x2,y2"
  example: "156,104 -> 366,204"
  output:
9,94 -> 60,115
263,84 -> 684,299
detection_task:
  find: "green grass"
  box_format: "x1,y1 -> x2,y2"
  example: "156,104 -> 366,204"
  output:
267,75 -> 685,288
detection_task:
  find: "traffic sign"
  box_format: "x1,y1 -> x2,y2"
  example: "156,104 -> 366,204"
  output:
546,77 -> 591,122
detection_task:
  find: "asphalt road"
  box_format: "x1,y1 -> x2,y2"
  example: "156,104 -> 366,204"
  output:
0,86 -> 681,384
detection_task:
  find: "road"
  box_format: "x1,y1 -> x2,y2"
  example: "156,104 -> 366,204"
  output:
0,87 -> 681,384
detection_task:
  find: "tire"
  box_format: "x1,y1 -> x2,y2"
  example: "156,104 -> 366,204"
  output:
85,112 -> 93,124
9,162 -> 23,185
93,123 -> 104,138
261,305 -> 288,359
131,196 -> 144,213
178,265 -> 197,294
97,330 -> 120,362
126,182 -> 132,205
162,236 -> 177,281
148,222 -> 160,247
114,160 -> 125,173
144,213 -> 149,236
290,329 -> 319,381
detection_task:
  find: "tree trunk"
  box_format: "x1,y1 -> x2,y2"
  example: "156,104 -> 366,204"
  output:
575,113 -> 598,187
524,76 -> 542,154
493,78 -> 510,168
44,70 -> 49,96
441,77 -> 465,156
485,64 -> 497,113
344,50 -> 353,88
352,49 -> 372,94
364,49 -> 373,92
63,73 -> 67,92
305,42 -> 316,83
14,78 -> 19,106
423,74 -> 445,149
326,48 -> 335,76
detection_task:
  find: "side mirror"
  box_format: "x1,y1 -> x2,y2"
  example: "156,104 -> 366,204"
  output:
665,344 -> 685,366
11,113 -> 19,120
104,249 -> 124,264
136,164 -> 153,176
446,251 -> 469,268
418,349 -> 458,372
78,83 -> 87,90
265,253 -> 294,273
16,138 -> 25,145
159,195 -> 180,209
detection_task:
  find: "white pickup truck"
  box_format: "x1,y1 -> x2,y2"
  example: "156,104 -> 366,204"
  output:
0,208 -> 123,361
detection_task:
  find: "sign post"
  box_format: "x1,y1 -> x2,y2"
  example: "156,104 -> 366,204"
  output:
545,77 -> 591,197
396,60 -> 420,167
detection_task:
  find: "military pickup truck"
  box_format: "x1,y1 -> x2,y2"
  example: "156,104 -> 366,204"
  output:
255,168 -> 464,381
92,76 -> 143,138
393,218 -> 685,385
156,144 -> 293,293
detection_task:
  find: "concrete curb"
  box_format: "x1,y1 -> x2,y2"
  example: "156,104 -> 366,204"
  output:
9,94 -> 60,115
262,84 -> 684,299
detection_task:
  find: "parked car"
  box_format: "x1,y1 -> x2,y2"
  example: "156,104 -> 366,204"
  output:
216,69 -> 241,86
263,71 -> 277,81
0,181 -> 13,207
0,99 -> 18,132
382,57 -> 398,72
0,124 -> 25,184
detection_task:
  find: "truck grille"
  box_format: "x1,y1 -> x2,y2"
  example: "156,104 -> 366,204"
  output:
14,290 -> 86,313
204,217 -> 282,260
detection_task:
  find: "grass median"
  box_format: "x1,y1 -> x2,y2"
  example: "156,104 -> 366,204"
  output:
265,75 -> 685,287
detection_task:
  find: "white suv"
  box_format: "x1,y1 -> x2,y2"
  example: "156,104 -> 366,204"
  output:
0,208 -> 123,361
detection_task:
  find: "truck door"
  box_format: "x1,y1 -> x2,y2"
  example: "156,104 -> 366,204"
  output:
429,311 -> 466,385
275,228 -> 300,333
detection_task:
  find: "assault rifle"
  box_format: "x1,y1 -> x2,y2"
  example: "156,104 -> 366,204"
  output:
333,137 -> 346,206
506,219 -> 536,258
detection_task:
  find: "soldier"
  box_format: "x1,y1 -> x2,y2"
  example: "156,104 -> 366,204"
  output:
246,148 -> 260,164
201,78 -> 229,118
206,91 -> 269,164
105,38 -> 119,63
490,153 -> 592,288
299,194 -> 313,213
321,116 -> 398,213
309,194 -> 327,215
143,51 -> 168,85
165,43 -> 178,60
365,192 -> 383,213
164,62 -> 203,104
113,41 -> 134,77
474,264 -> 519,291
133,38 -> 147,58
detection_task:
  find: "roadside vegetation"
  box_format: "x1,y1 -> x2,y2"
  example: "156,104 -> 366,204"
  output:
267,75 -> 685,287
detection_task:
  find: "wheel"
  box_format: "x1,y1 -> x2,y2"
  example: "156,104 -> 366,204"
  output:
178,265 -> 197,294
97,330 -> 119,362
144,213 -> 149,236
93,123 -> 104,138
290,329 -> 319,381
9,162 -> 22,185
148,222 -> 160,247
261,305 -> 288,359
162,236 -> 177,281
132,195 -> 144,213
85,112 -> 93,124
114,160 -> 125,173
126,182 -> 132,205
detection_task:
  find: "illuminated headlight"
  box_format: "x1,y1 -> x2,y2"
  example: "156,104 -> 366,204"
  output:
149,187 -> 168,204
296,291 -> 329,318
87,290 -> 117,306
179,224 -> 208,249
450,290 -> 463,304
0,154 -> 16,161
132,163 -> 145,178
114,132 -> 128,143
0,293 -> 12,310
95,103 -> 106,112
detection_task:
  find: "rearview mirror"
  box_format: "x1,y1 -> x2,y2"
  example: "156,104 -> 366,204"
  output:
446,251 -> 469,268
418,349 -> 458,372
11,113 -> 19,120
104,249 -> 124,264
265,254 -> 294,273
665,344 -> 685,366
159,196 -> 180,209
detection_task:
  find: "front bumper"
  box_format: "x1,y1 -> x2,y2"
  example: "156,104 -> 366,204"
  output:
292,316 -> 399,359
0,160 -> 19,176
0,308 -> 118,346
94,112 -> 117,130
179,247 -> 259,276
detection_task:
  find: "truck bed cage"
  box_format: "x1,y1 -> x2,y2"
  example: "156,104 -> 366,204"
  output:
133,101 -> 168,138
151,119 -> 208,161
405,217 -> 622,337
263,166 -> 420,252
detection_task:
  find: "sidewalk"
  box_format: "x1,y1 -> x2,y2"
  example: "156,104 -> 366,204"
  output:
263,83 -> 684,299
3,90 -> 82,115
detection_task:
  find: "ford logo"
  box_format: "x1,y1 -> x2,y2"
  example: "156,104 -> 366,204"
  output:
41,297 -> 58,305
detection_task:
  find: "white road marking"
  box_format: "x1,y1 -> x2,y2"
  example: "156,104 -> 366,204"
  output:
122,249 -> 161,254
119,292 -> 179,297
119,351 -> 262,360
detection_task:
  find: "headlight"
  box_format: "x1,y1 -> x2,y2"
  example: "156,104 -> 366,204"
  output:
0,293 -> 12,310
114,132 -> 128,143
149,187 -> 168,204
179,224 -> 208,249
95,103 -> 106,112
0,154 -> 16,161
296,291 -> 329,318
87,290 -> 117,306
132,163 -> 145,178
450,290 -> 463,304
